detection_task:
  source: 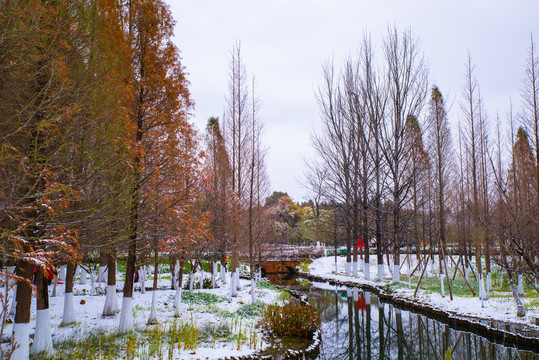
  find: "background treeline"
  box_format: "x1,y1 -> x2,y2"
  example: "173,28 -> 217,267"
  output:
305,28 -> 538,313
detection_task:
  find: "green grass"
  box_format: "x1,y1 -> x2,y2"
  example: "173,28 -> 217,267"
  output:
181,291 -> 226,305
235,303 -> 265,318
256,280 -> 276,290
388,272 -> 539,299
40,317 -> 209,360
524,299 -> 539,311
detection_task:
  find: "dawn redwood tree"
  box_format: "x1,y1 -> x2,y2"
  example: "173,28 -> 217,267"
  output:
205,118 -> 233,283
117,0 -> 193,334
520,35 -> 539,273
460,53 -> 488,301
359,35 -> 388,280
521,35 -> 539,212
403,115 -> 429,276
246,78 -> 269,302
224,41 -> 252,294
312,62 -> 357,275
0,1 -> 104,356
427,87 -> 454,299
380,27 -> 428,281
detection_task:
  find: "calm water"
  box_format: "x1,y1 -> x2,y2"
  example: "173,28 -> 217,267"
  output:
266,274 -> 539,360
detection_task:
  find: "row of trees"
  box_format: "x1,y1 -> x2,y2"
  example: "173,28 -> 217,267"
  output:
306,27 -> 538,313
0,0 -> 208,358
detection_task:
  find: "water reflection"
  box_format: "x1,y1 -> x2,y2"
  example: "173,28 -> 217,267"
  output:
304,286 -> 539,360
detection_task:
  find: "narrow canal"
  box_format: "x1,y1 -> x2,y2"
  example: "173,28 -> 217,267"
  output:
267,274 -> 539,359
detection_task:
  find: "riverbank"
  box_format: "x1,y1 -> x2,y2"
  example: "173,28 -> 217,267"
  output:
299,256 -> 539,351
1,274 -> 284,360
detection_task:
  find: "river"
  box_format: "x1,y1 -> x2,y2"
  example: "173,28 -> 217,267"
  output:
266,274 -> 539,360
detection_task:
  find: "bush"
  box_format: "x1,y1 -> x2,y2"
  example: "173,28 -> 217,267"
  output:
296,261 -> 310,273
261,303 -> 320,338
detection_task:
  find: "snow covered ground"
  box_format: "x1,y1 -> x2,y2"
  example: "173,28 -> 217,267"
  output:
306,255 -> 539,329
1,272 -> 281,360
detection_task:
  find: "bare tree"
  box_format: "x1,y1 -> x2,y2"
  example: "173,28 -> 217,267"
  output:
224,41 -> 251,295
460,53 -> 488,301
380,27 -> 429,281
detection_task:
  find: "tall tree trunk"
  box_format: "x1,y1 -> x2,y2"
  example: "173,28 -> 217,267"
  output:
11,262 -> 33,360
103,250 -> 119,316
32,268 -> 53,354
148,249 -> 159,324
62,262 -> 76,325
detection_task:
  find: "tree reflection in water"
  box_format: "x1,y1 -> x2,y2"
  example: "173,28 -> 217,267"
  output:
305,286 -> 538,360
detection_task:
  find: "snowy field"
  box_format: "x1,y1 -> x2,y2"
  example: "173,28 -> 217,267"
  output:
1,272 -> 281,360
306,255 -> 539,329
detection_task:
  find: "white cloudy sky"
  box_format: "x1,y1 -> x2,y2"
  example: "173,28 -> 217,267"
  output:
169,0 -> 539,202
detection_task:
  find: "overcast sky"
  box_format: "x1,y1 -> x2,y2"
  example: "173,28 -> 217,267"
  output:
169,0 -> 539,202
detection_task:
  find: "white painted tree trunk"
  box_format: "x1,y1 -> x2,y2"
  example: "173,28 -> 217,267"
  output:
11,322 -> 30,360
479,274 -> 487,302
378,264 -> 384,280
171,264 -> 183,290
352,261 -> 358,277
353,287 -> 358,302
486,272 -> 492,294
199,269 -> 204,289
465,266 -> 470,282
365,291 -> 371,305
212,263 -> 217,288
174,288 -> 182,317
148,290 -> 157,324
517,274 -> 524,296
97,266 -> 107,283
220,265 -> 226,283
102,285 -> 119,315
345,261 -> 351,275
118,297 -> 133,334
31,308 -> 53,355
334,260 -> 338,273
188,271 -> 194,292
62,292 -> 75,325
90,270 -> 96,295
511,282 -> 526,317
440,274 -> 445,298
79,268 -> 87,285
235,271 -> 241,290
9,285 -> 17,315
251,278 -> 256,304
174,284 -> 182,304
359,259 -> 364,274
392,263 -> 400,282
230,271 -> 237,297
140,269 -> 146,294
364,262 -> 371,280
171,272 -> 176,290
58,265 -> 66,281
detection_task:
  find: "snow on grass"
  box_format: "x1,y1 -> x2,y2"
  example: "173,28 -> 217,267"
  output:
306,255 -> 539,329
1,274 -> 281,360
